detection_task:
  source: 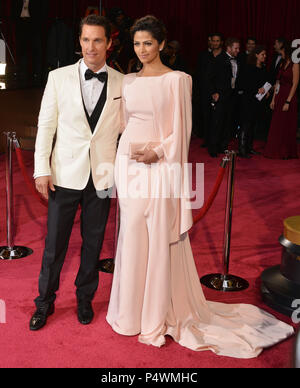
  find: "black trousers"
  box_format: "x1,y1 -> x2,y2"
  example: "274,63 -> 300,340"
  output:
34,176 -> 111,308
200,93 -> 212,145
209,92 -> 238,154
240,96 -> 264,151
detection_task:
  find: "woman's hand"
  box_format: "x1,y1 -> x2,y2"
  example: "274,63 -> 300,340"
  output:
258,88 -> 265,95
131,149 -> 159,165
270,100 -> 275,110
282,103 -> 290,112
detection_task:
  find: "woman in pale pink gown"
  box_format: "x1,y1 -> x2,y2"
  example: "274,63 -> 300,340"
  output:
106,16 -> 294,359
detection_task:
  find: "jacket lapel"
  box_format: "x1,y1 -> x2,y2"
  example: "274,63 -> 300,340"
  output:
71,60 -> 91,133
92,66 -> 115,137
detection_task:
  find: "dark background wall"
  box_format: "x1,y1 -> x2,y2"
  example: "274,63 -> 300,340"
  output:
1,0 -> 300,70
1,0 -> 300,154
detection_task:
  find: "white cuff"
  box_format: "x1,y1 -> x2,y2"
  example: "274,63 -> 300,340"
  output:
33,173 -> 51,180
153,145 -> 164,160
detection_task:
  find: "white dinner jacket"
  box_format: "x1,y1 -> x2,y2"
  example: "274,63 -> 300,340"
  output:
34,61 -> 124,191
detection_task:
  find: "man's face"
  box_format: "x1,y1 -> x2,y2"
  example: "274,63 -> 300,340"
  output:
211,36 -> 223,50
274,40 -> 283,53
246,39 -> 256,53
80,24 -> 112,71
116,14 -> 125,25
227,43 -> 240,57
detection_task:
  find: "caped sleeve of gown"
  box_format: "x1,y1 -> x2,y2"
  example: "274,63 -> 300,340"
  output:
149,72 -> 194,244
120,78 -> 129,134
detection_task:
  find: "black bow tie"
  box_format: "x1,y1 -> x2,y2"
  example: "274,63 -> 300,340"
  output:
85,69 -> 108,83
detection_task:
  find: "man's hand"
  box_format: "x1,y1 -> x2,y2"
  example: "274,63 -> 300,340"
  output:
35,176 -> 55,200
212,93 -> 220,102
131,149 -> 159,165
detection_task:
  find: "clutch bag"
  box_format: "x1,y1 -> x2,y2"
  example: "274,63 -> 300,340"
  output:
129,142 -> 161,157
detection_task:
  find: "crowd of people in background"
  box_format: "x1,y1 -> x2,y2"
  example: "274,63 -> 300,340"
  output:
192,34 -> 300,160
8,4 -> 300,160
104,9 -> 300,161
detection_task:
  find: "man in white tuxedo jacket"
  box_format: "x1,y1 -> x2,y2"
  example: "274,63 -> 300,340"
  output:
30,15 -> 124,331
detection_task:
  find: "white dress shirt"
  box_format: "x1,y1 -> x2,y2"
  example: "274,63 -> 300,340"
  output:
275,55 -> 282,68
226,52 -> 238,89
79,60 -> 108,117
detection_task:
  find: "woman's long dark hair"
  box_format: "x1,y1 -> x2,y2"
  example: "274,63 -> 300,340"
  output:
281,40 -> 293,67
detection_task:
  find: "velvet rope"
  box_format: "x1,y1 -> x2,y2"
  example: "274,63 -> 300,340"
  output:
193,165 -> 227,225
13,144 -> 227,221
14,147 -> 48,208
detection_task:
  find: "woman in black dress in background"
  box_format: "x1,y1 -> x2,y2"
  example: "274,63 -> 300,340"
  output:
239,46 -> 271,158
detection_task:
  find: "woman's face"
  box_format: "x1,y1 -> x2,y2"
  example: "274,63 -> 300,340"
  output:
256,50 -> 267,64
133,30 -> 164,65
280,49 -> 286,59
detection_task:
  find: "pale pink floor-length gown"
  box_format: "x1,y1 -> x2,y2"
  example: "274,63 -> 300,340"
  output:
106,71 -> 294,359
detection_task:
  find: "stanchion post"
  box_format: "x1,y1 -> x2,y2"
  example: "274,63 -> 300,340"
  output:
223,150 -> 236,277
295,329 -> 300,368
201,151 -> 249,292
6,132 -> 14,249
0,132 -> 33,261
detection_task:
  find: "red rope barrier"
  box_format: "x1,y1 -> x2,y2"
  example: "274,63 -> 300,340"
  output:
14,147 -> 48,208
12,140 -> 227,220
193,165 -> 227,225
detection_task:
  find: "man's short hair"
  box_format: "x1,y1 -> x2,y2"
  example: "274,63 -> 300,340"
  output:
247,36 -> 257,43
211,33 -> 224,41
275,37 -> 287,46
225,37 -> 240,48
79,14 -> 112,41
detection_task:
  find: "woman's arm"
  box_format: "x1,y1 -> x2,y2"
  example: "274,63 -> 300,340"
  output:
132,73 -> 192,165
270,80 -> 279,110
283,63 -> 300,111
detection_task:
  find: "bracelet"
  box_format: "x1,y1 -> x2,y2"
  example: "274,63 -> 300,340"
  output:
286,101 -> 291,105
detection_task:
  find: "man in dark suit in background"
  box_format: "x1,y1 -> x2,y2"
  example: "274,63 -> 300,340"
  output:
0,1 -> 3,18
193,33 -> 223,145
192,34 -> 213,139
11,0 -> 48,87
239,36 -> 257,69
237,37 -> 257,136
270,37 -> 286,85
208,37 -> 241,157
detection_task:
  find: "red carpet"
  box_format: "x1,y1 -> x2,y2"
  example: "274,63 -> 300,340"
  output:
0,138 -> 299,368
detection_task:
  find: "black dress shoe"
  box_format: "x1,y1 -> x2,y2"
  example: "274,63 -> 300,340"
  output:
29,304 -> 55,331
77,301 -> 94,325
218,145 -> 228,154
238,151 -> 252,159
249,149 -> 261,156
209,151 -> 218,158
